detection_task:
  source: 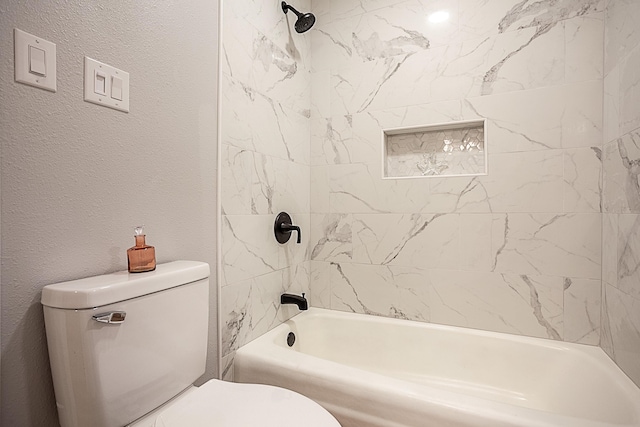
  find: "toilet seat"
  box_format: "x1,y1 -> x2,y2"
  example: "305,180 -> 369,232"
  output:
133,379 -> 341,427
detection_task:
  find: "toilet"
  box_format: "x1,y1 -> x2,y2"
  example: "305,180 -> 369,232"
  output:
41,260 -> 340,427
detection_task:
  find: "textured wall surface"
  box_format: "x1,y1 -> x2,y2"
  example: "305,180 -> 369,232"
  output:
308,0 -> 603,344
601,0 -> 640,387
219,0 -> 312,379
0,1 -> 219,426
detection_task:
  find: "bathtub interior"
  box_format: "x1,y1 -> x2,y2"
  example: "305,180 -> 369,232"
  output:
254,309 -> 640,425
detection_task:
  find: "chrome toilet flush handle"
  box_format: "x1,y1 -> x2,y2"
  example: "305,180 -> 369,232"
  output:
92,311 -> 126,324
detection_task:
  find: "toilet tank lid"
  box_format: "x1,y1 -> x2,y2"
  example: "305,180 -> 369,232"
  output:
41,260 -> 210,309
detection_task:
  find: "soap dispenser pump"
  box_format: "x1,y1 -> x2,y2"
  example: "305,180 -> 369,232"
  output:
127,225 -> 156,273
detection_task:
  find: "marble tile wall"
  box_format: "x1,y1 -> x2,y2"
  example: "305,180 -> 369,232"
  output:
309,0 -> 604,345
220,0 -> 640,385
220,0 -> 312,379
601,0 -> 640,387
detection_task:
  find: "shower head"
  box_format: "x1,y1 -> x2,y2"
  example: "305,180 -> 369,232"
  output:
281,1 -> 316,33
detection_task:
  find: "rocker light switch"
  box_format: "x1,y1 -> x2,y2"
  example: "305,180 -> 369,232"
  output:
94,71 -> 106,95
29,45 -> 46,76
111,76 -> 123,100
14,29 -> 57,92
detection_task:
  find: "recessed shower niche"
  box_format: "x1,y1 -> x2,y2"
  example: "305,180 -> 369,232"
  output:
383,119 -> 487,179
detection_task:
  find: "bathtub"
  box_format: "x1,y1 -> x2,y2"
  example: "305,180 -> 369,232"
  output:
234,308 -> 640,427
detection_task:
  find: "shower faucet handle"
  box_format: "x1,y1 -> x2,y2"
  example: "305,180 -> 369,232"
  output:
274,212 -> 301,244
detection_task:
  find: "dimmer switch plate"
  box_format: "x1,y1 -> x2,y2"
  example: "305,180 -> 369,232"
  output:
84,57 -> 130,113
14,29 -> 57,92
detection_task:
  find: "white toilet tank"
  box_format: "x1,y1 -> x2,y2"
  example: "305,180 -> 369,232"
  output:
41,261 -> 210,427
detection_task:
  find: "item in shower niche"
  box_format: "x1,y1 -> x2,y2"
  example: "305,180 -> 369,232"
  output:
127,225 -> 156,273
416,151 -> 449,176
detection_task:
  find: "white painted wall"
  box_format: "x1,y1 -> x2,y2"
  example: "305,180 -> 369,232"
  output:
0,1 -> 219,426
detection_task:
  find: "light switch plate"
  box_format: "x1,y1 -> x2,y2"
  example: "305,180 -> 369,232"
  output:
14,28 -> 57,92
84,57 -> 130,113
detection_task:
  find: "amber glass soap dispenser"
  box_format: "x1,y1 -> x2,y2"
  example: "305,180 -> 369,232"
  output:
127,226 -> 156,273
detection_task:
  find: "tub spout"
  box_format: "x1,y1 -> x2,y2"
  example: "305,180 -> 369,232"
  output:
281,293 -> 308,310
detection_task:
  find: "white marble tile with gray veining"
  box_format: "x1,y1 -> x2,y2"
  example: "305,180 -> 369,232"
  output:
221,74 -> 310,165
619,44 -> 640,136
565,13 -> 603,83
222,4 -> 257,86
604,63 -> 621,144
603,139 -> 626,213
223,0 -> 311,114
480,150 -> 564,212
311,0 -> 331,18
311,70 -> 331,118
454,11 -> 599,97
425,175 -> 492,214
560,81 -> 604,149
600,281 -> 615,359
221,74 -> 256,152
222,278 -> 253,356
330,21 -> 574,115
244,0 -> 313,67
471,24 -> 565,97
311,114 -> 355,165
310,260 -> 332,308
325,0 -> 415,21
351,213 -> 460,268
326,0 -> 457,66
311,165 -> 331,213
430,270 -> 563,340
458,0 -> 603,41
328,149 -> 565,215
222,214 -> 310,286
330,51 -> 431,115
603,132 -> 640,213
251,153 -> 310,215
222,215 -> 281,286
602,283 -> 640,387
602,213 -> 618,287
329,262 -> 431,321
222,263 -> 311,356
221,144 -> 253,215
563,277 -> 600,345
221,351 -> 235,381
429,150 -> 564,213
351,101 -> 465,164
617,214 -> 640,300
604,0 -> 640,74
466,89 -> 564,153
278,262 -> 312,320
311,21 -> 353,73
491,213 -> 601,279
344,80 -> 601,158
460,213 -> 494,271
310,214 -> 353,261
469,80 -> 602,152
328,163 -> 433,213
563,147 -> 602,213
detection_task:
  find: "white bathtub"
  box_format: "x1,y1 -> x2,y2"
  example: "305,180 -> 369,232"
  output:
234,308 -> 640,427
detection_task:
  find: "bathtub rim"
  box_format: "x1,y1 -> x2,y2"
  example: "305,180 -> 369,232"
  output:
234,308 -> 640,427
